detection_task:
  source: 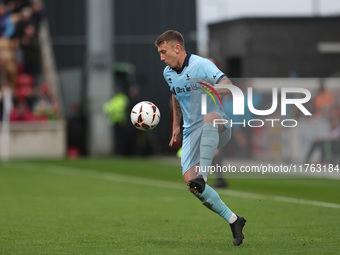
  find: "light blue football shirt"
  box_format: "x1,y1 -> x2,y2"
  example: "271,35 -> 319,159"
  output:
163,53 -> 227,132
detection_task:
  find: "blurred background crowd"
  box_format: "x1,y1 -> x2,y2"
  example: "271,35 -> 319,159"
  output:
0,0 -> 57,122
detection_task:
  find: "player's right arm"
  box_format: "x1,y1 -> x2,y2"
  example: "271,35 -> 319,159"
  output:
169,94 -> 182,147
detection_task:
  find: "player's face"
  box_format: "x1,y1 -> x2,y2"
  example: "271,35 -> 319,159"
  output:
157,41 -> 180,69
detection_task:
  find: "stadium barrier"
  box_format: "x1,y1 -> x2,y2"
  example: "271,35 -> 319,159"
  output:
0,120 -> 66,159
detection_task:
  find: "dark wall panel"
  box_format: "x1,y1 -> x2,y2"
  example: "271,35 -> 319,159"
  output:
209,17 -> 340,78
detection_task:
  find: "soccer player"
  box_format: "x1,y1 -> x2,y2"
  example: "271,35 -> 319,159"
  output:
155,30 -> 246,246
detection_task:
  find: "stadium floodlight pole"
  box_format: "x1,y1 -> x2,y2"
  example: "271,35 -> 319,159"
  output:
86,0 -> 114,156
1,87 -> 12,162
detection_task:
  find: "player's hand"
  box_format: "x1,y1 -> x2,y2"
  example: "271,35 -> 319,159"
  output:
169,126 -> 181,147
199,79 -> 213,92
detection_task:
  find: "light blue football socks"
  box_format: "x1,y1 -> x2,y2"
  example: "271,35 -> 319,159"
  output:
195,184 -> 237,223
199,123 -> 219,179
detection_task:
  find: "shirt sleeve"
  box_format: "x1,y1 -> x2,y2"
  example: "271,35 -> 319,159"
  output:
200,58 -> 226,85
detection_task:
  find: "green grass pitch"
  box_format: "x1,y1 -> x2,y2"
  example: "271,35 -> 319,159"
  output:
1,158 -> 339,255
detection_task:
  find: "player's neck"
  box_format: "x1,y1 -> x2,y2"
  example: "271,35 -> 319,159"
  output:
175,51 -> 187,70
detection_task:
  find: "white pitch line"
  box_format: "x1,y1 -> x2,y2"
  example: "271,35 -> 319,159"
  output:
4,162 -> 340,209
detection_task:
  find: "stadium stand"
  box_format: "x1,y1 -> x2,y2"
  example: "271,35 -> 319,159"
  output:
0,0 -> 65,159
0,0 -> 58,122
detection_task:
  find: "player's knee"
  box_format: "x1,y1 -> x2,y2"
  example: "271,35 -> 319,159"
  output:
203,113 -> 220,124
203,113 -> 214,124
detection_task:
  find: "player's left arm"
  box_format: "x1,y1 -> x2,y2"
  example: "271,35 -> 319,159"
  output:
200,76 -> 233,95
199,58 -> 234,95
216,76 -> 233,95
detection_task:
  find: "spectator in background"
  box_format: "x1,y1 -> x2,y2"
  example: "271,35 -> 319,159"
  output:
314,81 -> 334,117
0,58 -> 6,83
31,0 -> 43,30
0,84 -> 4,121
0,0 -> 50,123
5,0 -> 31,14
305,110 -> 340,164
329,112 -> 340,163
0,2 -> 15,38
32,82 -> 57,120
103,88 -> 129,155
11,6 -> 32,39
10,98 -> 35,121
0,33 -> 18,88
16,78 -> 35,108
20,23 -> 40,77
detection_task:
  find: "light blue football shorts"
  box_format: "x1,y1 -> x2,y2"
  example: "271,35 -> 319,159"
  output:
181,121 -> 231,175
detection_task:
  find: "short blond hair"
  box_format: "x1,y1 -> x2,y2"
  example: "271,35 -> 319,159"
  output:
155,30 -> 185,48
